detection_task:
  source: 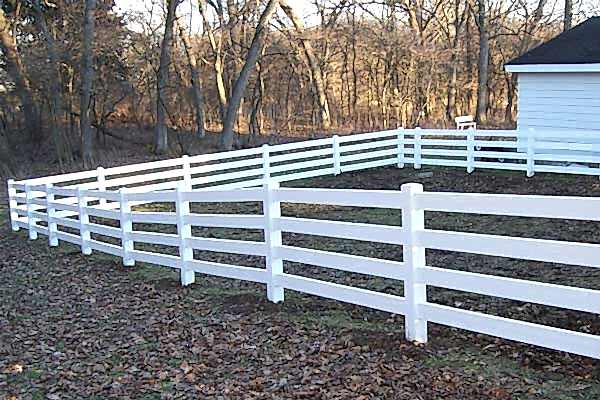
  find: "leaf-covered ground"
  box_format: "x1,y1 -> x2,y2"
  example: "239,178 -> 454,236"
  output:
2,165 -> 600,399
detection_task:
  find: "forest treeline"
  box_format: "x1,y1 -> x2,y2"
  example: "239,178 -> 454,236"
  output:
0,0 -> 591,171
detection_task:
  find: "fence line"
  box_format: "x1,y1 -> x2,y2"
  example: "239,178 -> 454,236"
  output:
6,178 -> 600,359
6,127 -> 600,359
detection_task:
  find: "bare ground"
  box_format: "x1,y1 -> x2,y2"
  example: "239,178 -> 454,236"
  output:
1,165 -> 600,399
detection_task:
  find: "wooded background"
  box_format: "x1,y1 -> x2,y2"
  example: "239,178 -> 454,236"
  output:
0,0 -> 597,173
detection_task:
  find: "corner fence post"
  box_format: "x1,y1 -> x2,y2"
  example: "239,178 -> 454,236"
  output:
77,187 -> 92,255
332,135 -> 341,175
397,127 -> 405,168
264,180 -> 284,303
466,128 -> 475,174
414,127 -> 422,169
527,128 -> 535,177
25,183 -> 37,240
176,183 -> 195,286
119,188 -> 135,266
401,183 -> 427,343
7,179 -> 19,232
262,144 -> 271,183
45,183 -> 58,247
96,167 -> 106,206
182,155 -> 192,188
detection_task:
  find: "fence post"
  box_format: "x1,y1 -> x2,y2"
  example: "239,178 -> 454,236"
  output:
7,179 -> 19,232
414,127 -> 422,169
77,187 -> 92,255
96,167 -> 106,206
182,155 -> 192,189
119,188 -> 135,266
527,128 -> 535,177
332,135 -> 341,175
176,183 -> 195,286
263,180 -> 284,303
25,183 -> 37,240
262,144 -> 271,183
45,183 -> 58,247
466,128 -> 475,174
397,127 -> 405,168
401,183 -> 427,343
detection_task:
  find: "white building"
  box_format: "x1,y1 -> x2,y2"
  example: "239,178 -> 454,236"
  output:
505,17 -> 600,134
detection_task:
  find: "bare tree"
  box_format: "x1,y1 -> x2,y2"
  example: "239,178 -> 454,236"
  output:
280,0 -> 331,129
32,0 -> 73,167
220,0 -> 280,150
0,6 -> 40,141
176,19 -> 205,138
155,0 -> 181,154
475,0 -> 489,124
80,0 -> 96,167
564,0 -> 572,31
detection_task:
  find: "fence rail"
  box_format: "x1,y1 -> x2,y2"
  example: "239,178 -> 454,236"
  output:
6,127 -> 600,359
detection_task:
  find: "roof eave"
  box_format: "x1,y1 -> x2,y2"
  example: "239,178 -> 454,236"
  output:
505,63 -> 600,73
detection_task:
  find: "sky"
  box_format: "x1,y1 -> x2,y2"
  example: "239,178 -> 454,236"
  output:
113,0 -> 318,33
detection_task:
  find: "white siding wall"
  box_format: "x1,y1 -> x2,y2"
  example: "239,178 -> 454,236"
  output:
517,72 -> 600,132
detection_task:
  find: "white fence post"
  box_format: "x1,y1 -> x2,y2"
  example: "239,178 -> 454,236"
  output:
414,127 -> 422,169
401,183 -> 427,343
176,183 -> 195,286
332,135 -> 341,175
7,179 -> 19,232
182,155 -> 192,188
25,183 -> 37,240
262,144 -> 271,183
45,183 -> 58,247
96,167 -> 106,206
77,187 -> 92,255
466,128 -> 475,174
527,128 -> 535,177
119,188 -> 135,266
263,180 -> 284,303
397,127 -> 405,168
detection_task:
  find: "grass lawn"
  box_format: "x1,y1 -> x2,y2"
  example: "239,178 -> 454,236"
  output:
1,165 -> 599,399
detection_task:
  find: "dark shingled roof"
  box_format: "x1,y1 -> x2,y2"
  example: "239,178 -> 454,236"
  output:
506,17 -> 600,65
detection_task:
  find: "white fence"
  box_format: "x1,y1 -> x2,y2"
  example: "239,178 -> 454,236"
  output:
6,127 -> 600,359
6,180 -> 600,359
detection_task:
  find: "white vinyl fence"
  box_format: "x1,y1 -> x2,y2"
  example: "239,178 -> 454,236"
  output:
6,128 -> 600,359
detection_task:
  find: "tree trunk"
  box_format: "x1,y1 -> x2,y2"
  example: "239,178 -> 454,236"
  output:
220,0 -> 280,150
0,8 -> 41,141
475,0 -> 489,125
564,0 -> 573,31
177,21 -> 206,138
280,0 -> 331,130
33,0 -> 73,167
80,0 -> 96,167
155,0 -> 180,154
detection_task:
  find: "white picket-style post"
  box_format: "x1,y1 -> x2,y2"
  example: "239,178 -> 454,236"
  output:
7,179 -> 19,232
527,128 -> 535,177
332,135 -> 341,175
24,183 -> 37,240
263,180 -> 284,303
176,183 -> 195,286
119,188 -> 135,266
414,127 -> 422,169
401,183 -> 427,343
45,183 -> 58,247
182,155 -> 192,188
77,187 -> 92,255
96,167 -> 106,206
466,128 -> 475,173
397,127 -> 405,168
262,144 -> 271,182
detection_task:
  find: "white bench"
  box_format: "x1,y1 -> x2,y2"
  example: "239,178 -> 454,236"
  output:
455,115 -> 477,130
